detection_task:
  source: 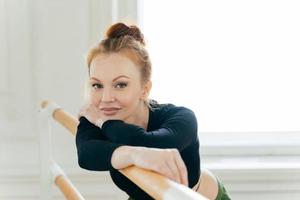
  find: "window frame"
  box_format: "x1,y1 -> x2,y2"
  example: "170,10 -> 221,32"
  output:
137,0 -> 300,157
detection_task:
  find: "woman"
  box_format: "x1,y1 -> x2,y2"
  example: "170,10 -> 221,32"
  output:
76,22 -> 230,200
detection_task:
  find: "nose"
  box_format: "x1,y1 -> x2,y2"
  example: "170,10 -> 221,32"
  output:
101,88 -> 115,102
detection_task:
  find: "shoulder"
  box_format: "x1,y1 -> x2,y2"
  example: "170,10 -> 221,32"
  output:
150,100 -> 197,124
150,101 -> 198,139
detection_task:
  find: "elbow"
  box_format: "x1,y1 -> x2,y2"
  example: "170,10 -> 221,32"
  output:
77,150 -> 91,170
76,146 -> 97,171
76,139 -> 94,170
76,147 -> 108,171
77,156 -> 86,169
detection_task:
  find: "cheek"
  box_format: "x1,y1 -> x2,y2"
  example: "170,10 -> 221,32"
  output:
88,90 -> 100,104
117,96 -> 133,106
118,91 -> 141,107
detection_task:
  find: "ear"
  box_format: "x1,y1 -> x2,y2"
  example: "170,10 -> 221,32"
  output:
141,80 -> 152,100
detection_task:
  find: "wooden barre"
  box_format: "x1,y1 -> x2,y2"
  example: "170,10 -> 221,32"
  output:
41,100 -> 208,200
55,176 -> 84,200
51,163 -> 85,200
41,100 -> 78,135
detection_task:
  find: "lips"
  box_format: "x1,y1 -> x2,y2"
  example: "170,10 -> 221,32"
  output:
100,107 -> 121,115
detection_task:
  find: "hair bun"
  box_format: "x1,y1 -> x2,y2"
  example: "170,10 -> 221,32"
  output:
106,22 -> 145,45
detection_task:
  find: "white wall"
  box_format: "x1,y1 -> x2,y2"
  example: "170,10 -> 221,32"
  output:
0,0 -> 299,200
0,0 -> 137,199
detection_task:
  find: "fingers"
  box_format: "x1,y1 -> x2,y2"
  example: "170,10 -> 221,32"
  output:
165,159 -> 181,184
78,103 -> 104,124
155,163 -> 174,183
77,107 -> 86,119
173,150 -> 188,186
159,149 -> 188,186
131,147 -> 188,187
77,103 -> 93,119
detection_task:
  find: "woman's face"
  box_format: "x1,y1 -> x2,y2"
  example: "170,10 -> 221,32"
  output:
88,52 -> 150,122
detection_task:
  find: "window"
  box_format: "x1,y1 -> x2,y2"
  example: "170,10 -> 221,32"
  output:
142,0 -> 300,135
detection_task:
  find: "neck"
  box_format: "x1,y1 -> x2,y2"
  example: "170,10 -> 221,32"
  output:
127,102 -> 149,130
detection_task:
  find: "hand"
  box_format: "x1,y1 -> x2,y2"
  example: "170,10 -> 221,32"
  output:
131,147 -> 188,186
78,103 -> 106,126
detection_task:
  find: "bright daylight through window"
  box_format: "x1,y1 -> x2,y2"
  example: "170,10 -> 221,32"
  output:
142,0 -> 300,134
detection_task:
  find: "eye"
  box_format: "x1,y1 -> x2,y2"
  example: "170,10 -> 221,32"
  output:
92,83 -> 103,89
115,82 -> 128,89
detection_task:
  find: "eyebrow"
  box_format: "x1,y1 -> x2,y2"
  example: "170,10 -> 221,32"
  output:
90,75 -> 130,82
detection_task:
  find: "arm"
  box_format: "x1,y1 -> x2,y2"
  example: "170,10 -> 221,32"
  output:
77,116 -> 189,185
76,116 -> 123,171
101,108 -> 198,150
111,145 -> 188,186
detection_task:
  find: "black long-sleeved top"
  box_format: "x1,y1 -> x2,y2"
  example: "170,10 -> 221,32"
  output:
76,101 -> 200,200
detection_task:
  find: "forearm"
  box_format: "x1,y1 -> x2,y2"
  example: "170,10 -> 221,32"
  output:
101,120 -> 195,150
111,145 -> 135,169
76,117 -> 124,171
76,139 -> 123,171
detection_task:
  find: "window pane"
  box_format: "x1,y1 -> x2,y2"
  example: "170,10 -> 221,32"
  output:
143,0 -> 300,132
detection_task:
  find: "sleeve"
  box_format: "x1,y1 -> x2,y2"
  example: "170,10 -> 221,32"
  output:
75,116 -> 123,171
101,107 -> 198,151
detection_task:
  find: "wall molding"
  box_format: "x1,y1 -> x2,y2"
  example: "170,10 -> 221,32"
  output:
1,156 -> 299,199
